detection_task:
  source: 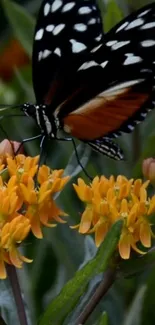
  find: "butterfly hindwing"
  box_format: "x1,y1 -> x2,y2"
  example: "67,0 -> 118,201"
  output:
88,137 -> 124,160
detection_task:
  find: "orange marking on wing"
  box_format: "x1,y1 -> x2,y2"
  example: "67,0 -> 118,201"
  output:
63,89 -> 150,140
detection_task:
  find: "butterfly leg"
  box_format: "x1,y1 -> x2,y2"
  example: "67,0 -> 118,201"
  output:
55,136 -> 72,141
15,134 -> 42,154
72,138 -> 93,181
38,135 -> 49,166
53,136 -> 92,179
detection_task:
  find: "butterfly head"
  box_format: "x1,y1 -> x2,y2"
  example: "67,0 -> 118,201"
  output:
21,103 -> 40,117
21,103 -> 57,138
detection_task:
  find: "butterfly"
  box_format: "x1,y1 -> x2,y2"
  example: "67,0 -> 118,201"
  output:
5,1 -> 155,160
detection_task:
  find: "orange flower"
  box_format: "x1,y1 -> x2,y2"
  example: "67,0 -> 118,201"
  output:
38,165 -> 70,192
20,175 -> 68,238
0,178 -> 22,227
1,216 -> 32,271
73,176 -> 155,259
0,151 -> 70,278
7,154 -> 39,184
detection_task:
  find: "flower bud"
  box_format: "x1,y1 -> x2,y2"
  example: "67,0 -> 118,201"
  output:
0,139 -> 23,156
142,158 -> 155,184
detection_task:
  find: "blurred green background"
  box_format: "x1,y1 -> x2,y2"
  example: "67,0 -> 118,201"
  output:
1,0 -> 155,324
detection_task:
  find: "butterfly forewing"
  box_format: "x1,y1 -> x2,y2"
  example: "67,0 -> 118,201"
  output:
32,0 -> 103,105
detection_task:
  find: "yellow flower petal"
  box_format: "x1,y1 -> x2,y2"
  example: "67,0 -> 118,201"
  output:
95,223 -> 109,247
31,218 -> 43,239
148,196 -> 155,214
79,205 -> 93,233
119,233 -> 131,259
9,248 -> 22,268
120,199 -> 128,214
0,259 -> 7,279
140,222 -> 151,248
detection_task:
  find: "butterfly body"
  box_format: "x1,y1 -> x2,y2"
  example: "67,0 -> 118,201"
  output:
21,1 -> 155,159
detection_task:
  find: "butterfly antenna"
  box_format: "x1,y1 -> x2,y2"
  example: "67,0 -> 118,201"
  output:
0,104 -> 23,111
71,138 -> 92,181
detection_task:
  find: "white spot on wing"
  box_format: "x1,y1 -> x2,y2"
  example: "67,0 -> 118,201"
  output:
78,6 -> 92,14
42,49 -> 52,59
53,24 -> 65,35
44,3 -> 50,16
88,18 -> 96,25
54,47 -> 61,57
62,2 -> 75,12
91,44 -> 102,53
141,112 -> 147,117
138,9 -> 151,17
112,41 -> 130,50
116,21 -> 128,32
141,40 -> 155,47
51,0 -> 62,12
78,60 -> 98,71
38,51 -> 43,61
35,28 -> 44,40
95,34 -> 102,42
125,18 -> 144,30
70,39 -> 86,53
124,55 -> 142,65
127,125 -> 134,131
74,23 -> 87,32
101,61 -> 108,68
141,22 -> 155,30
106,40 -> 117,46
46,24 -> 54,32
125,53 -> 134,57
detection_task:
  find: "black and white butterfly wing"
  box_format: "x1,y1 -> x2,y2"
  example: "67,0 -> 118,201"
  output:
32,2 -> 155,160
55,2 -> 155,160
32,0 -> 103,105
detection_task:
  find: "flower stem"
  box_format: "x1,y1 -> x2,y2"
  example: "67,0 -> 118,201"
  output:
6,265 -> 28,325
76,267 -> 116,325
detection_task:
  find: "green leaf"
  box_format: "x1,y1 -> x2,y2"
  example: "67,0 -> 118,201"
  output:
0,277 -> 31,325
0,168 -> 10,182
123,286 -> 146,325
38,220 -> 123,325
141,265 -> 155,325
97,311 -> 109,325
2,0 -> 35,57
104,0 -> 124,32
0,80 -> 17,105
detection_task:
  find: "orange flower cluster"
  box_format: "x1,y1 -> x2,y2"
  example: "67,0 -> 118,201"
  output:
0,152 -> 69,279
73,176 -> 155,259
